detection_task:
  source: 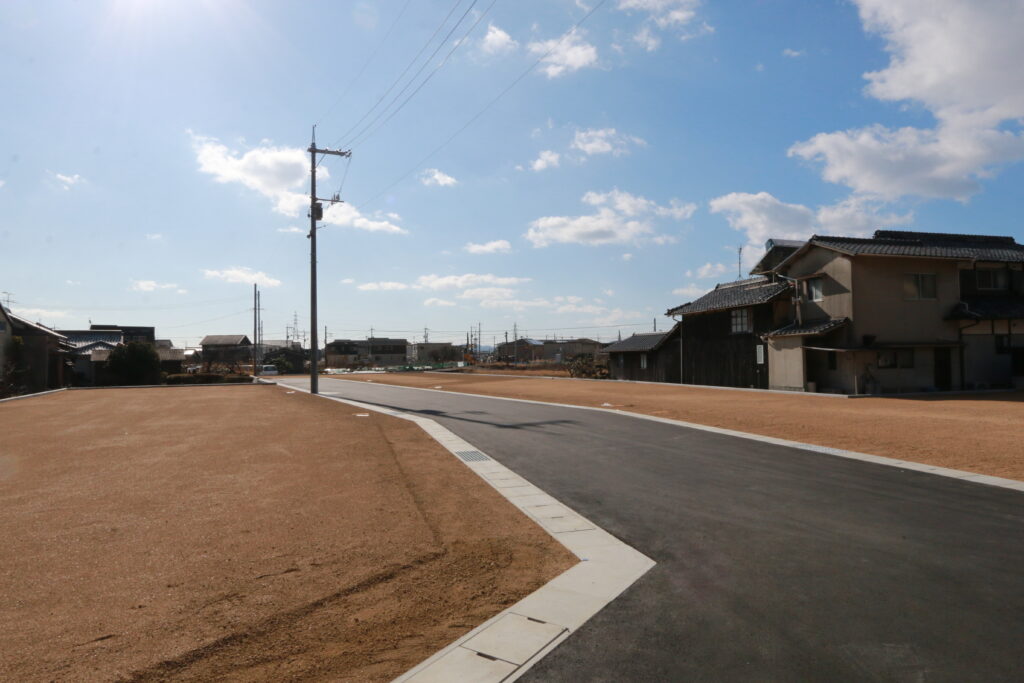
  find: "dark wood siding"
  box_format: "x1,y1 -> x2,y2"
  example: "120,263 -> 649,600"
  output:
672,305 -> 773,389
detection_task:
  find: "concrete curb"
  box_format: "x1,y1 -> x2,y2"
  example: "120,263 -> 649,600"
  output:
327,378 -> 1024,494
276,380 -> 656,683
0,387 -> 68,403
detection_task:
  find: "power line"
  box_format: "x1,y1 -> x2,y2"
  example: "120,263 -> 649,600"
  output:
11,294 -> 251,313
344,0 -> 489,150
327,0 -> 466,153
162,308 -> 252,329
353,0 -> 609,211
314,0 -> 414,128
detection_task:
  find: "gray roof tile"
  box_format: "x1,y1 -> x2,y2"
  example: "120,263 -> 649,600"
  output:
603,332 -> 668,353
667,277 -> 789,316
810,230 -> 1024,262
768,317 -> 849,338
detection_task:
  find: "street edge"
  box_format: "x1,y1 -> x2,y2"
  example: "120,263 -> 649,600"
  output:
276,380 -> 656,683
332,378 -> 1024,494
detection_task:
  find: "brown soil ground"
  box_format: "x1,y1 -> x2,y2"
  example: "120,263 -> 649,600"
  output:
322,373 -> 1024,482
0,386 -> 575,682
456,368 -> 571,378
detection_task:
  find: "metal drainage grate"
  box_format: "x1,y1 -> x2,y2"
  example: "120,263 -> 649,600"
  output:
455,450 -> 491,463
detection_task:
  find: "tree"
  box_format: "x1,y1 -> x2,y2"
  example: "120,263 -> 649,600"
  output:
0,336 -> 28,397
105,342 -> 161,386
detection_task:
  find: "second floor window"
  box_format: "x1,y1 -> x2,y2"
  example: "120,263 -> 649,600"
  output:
731,308 -> 752,334
976,268 -> 1009,290
805,277 -> 824,301
904,273 -> 937,300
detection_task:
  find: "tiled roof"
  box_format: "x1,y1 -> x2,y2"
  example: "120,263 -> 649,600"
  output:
768,317 -> 849,338
60,330 -> 123,348
947,298 -> 1024,320
603,332 -> 668,353
200,335 -> 251,346
808,230 -> 1024,262
666,276 -> 789,316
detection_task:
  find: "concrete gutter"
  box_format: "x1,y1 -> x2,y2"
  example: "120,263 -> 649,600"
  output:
276,380 -> 655,682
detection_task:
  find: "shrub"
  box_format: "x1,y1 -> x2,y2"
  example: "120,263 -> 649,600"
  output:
105,342 -> 161,386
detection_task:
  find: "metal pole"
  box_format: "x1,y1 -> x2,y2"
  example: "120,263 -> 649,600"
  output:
309,134 -> 319,394
253,283 -> 258,376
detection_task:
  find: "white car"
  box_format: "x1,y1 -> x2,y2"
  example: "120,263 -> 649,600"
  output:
260,364 -> 279,376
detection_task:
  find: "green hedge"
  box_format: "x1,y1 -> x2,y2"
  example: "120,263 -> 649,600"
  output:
165,373 -> 253,385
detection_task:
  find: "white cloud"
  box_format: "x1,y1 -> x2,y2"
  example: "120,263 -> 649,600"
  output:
782,48 -> 805,58
694,262 -> 729,279
203,266 -> 282,287
582,188 -> 696,219
191,132 -> 309,215
177,289 -> 188,295
424,297 -> 456,307
191,132 -> 404,233
322,202 -> 406,234
464,239 -> 511,254
480,24 -> 518,55
530,150 -> 560,171
788,0 -> 1024,201
458,287 -> 516,301
754,63 -> 765,72
357,281 -> 408,291
54,172 -> 84,190
602,288 -> 615,297
479,297 -> 554,311
145,233 -> 163,241
527,30 -> 599,78
709,191 -> 912,266
65,279 -> 80,286
0,180 -> 5,189
618,0 -> 700,28
340,278 -> 355,284
622,253 -> 634,261
419,168 -> 458,187
571,128 -> 647,156
278,226 -> 305,234
12,307 -> 68,320
131,280 -> 179,292
672,283 -> 709,299
528,208 -> 653,248
633,26 -> 660,51
416,273 -> 531,290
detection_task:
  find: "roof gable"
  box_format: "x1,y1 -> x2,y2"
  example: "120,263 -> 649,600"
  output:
666,277 -> 789,316
200,335 -> 251,346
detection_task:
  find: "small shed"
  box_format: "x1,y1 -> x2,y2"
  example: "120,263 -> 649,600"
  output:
604,331 -> 670,382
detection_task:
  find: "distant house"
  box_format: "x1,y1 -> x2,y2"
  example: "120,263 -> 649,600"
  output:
90,324 -> 155,345
494,338 -> 543,362
406,341 -> 456,363
8,313 -> 72,393
0,305 -> 13,388
200,335 -> 252,369
763,230 -> 1024,393
540,338 -> 602,362
665,276 -> 791,389
325,338 -> 409,367
604,331 -> 671,382
58,328 -> 124,385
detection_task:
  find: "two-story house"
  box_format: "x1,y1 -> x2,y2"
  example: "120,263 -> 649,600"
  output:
765,230 -> 1024,394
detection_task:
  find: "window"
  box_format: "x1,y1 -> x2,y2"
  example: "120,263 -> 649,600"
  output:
730,308 -> 752,334
976,268 -> 1009,290
903,274 -> 937,300
0,321 -> 5,332
877,349 -> 914,369
805,277 -> 824,301
827,351 -> 837,371
756,345 -> 765,365
639,353 -> 648,370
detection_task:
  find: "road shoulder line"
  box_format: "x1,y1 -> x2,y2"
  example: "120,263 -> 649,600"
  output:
327,378 -> 1024,494
276,381 -> 656,683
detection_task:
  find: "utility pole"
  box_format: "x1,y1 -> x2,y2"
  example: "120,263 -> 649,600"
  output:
737,246 -> 743,279
253,284 -> 258,376
307,125 -> 352,394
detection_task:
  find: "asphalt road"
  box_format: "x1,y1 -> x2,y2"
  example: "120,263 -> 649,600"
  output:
290,377 -> 1024,682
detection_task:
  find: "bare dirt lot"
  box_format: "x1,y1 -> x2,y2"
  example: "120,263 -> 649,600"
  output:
327,373 -> 1024,482
0,386 -> 575,682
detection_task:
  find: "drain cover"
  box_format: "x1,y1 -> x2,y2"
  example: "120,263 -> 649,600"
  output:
455,450 -> 491,462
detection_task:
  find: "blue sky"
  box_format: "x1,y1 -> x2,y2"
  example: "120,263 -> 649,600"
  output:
2,0 -> 1022,346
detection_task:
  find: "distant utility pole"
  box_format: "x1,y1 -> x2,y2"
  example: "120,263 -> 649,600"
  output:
737,245 -> 744,279
307,125 -> 351,394
253,284 -> 259,375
